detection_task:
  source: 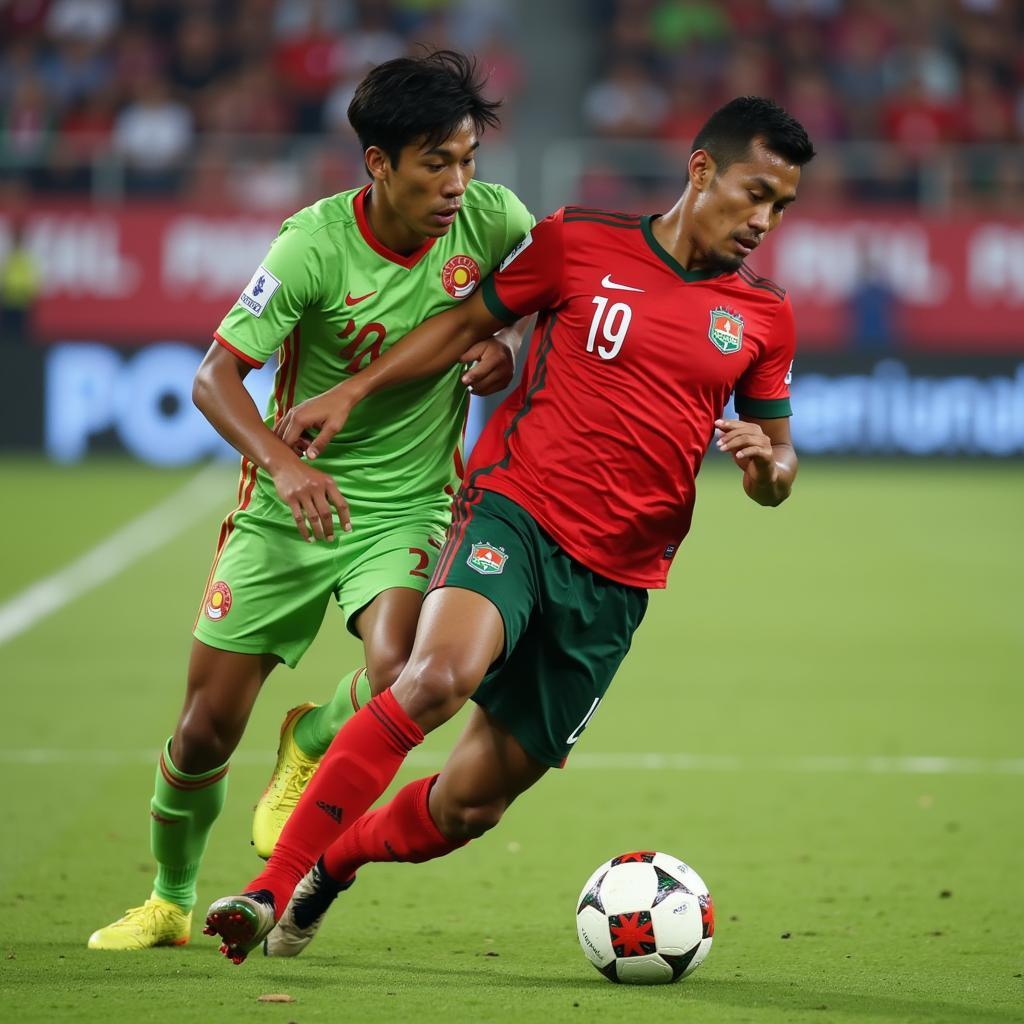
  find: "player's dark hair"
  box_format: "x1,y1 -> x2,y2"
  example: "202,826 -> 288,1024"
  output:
348,50 -> 502,172
691,96 -> 815,173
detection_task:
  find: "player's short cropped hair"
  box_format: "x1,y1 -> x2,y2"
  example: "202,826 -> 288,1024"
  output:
348,49 -> 502,171
691,96 -> 815,173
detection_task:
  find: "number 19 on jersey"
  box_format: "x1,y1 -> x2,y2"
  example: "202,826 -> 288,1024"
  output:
587,296 -> 632,361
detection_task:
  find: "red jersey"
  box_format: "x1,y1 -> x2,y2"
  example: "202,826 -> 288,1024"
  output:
468,207 -> 796,588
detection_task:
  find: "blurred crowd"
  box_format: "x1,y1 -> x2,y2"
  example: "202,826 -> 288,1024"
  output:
0,0 -> 521,202
2,0 -> 1023,207
582,0 -> 1024,205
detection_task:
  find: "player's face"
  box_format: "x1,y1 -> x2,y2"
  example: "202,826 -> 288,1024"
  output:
690,139 -> 800,273
372,118 -> 479,246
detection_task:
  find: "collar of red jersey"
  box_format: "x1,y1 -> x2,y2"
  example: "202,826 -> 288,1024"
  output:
641,215 -> 729,284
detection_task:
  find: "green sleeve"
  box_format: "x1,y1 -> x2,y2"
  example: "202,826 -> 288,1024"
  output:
501,187 -> 536,254
214,225 -> 323,367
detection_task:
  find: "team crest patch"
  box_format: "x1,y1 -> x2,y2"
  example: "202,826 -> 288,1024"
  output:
205,581 -> 232,620
239,264 -> 281,318
708,307 -> 744,354
467,542 -> 507,575
442,255 -> 481,299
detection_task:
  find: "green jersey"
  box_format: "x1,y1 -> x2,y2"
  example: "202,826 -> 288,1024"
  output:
215,180 -> 533,515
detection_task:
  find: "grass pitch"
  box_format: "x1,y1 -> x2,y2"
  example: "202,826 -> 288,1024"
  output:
1,457 -> 1021,1023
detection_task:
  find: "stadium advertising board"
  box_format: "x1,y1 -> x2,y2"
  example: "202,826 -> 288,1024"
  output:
2,206 -> 1024,350
2,342 -> 488,466
42,342 -> 277,465
1,344 -> 1021,461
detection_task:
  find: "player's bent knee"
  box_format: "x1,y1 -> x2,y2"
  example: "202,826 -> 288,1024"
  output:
173,706 -> 239,772
440,799 -> 506,840
365,653 -> 407,692
172,729 -> 230,774
398,651 -> 481,720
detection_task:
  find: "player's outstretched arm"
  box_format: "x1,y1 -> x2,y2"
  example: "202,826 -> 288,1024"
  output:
193,343 -> 351,541
714,415 -> 798,506
459,315 -> 535,395
278,289 -> 508,460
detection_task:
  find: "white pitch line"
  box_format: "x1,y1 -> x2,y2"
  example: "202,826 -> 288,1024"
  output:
0,462 -> 232,647
0,749 -> 1021,776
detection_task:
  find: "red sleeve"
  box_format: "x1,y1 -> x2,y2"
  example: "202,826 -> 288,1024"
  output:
734,294 -> 796,418
479,209 -> 565,323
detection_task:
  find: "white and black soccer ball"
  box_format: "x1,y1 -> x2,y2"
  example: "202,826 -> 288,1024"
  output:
575,850 -> 714,984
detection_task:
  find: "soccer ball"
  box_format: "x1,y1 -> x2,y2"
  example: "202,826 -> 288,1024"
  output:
575,851 -> 714,984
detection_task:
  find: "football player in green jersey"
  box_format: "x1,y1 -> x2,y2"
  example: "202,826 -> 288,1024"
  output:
88,50 -> 534,952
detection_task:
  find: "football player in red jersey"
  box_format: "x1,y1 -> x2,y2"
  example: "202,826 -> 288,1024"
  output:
204,96 -> 815,964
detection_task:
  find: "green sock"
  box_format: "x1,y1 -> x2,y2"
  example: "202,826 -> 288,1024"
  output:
293,667 -> 373,758
150,740 -> 229,912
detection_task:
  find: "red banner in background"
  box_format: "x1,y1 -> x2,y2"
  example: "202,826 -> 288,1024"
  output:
3,205 -> 1024,351
3,205 -> 283,343
759,214 -> 1024,352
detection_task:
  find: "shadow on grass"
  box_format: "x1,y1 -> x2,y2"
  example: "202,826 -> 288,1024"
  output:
331,960 -> 1021,1023
693,976 -> 1022,1024
6,945 -> 1020,1024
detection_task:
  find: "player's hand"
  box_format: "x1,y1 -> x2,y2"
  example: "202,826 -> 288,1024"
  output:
459,337 -> 515,395
275,389 -> 354,461
269,458 -> 351,542
714,418 -> 776,482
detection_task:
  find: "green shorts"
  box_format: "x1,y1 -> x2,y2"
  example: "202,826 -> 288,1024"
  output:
428,488 -> 648,768
193,478 -> 448,667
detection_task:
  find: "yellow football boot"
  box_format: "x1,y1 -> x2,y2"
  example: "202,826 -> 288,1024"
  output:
252,703 -> 320,859
87,893 -> 191,950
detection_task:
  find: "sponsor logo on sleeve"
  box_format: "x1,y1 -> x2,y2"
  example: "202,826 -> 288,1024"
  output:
238,265 -> 281,318
467,542 -> 507,575
708,307 -> 744,354
441,255 -> 481,299
498,232 -> 532,273
785,360 -> 794,385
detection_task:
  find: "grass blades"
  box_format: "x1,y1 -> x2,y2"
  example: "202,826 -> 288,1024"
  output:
1,458 -> 1021,1023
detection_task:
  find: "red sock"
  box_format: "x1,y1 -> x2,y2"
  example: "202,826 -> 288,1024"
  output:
246,689 -> 423,915
322,775 -> 466,884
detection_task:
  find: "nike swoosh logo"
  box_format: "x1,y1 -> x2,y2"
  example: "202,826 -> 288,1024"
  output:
566,697 -> 601,745
600,274 -> 644,293
345,290 -> 376,306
